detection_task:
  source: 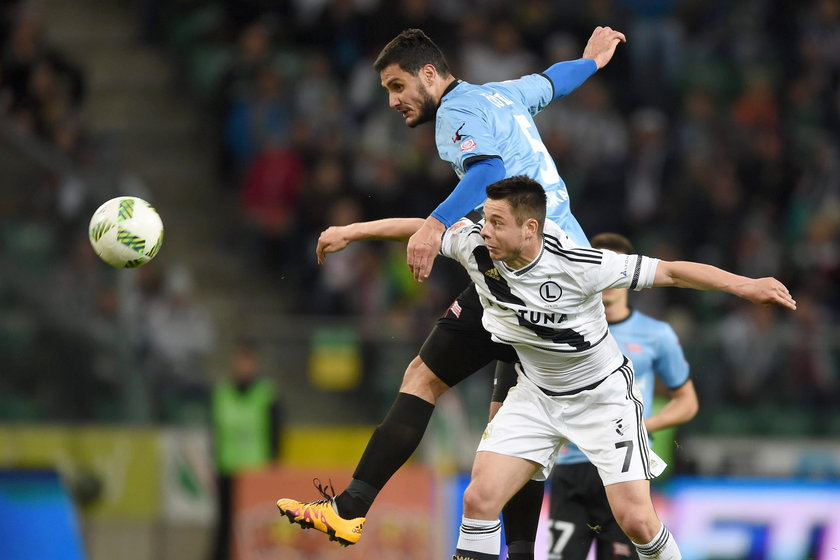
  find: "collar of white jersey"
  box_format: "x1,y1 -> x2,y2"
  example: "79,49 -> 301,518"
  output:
501,240 -> 545,276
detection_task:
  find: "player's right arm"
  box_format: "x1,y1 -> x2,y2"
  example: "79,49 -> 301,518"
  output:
316,218 -> 424,264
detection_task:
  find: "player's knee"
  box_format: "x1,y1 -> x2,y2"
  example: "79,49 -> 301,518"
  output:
613,509 -> 659,543
462,481 -> 504,519
399,356 -> 448,401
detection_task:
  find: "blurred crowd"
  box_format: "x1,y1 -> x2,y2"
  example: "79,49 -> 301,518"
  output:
146,0 -> 839,415
0,0 -> 838,427
0,1 -> 215,423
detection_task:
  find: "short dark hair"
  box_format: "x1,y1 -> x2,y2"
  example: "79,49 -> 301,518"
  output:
590,232 -> 635,254
485,175 -> 547,233
374,28 -> 450,76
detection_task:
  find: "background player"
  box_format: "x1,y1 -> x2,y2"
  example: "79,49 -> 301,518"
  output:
546,233 -> 699,560
277,26 -> 625,557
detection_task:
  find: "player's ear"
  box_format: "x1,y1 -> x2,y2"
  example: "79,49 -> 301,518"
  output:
421,63 -> 436,85
525,217 -> 539,238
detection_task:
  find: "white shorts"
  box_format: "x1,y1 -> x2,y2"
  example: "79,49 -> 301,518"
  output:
476,358 -> 666,485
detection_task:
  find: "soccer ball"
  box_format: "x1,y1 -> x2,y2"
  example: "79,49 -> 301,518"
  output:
88,196 -> 164,268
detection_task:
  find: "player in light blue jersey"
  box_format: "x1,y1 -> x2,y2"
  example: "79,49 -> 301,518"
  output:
381,29 -> 625,279
278,28 -> 625,558
547,233 -> 698,560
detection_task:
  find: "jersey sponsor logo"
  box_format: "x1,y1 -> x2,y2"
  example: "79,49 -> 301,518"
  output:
516,309 -> 567,325
460,138 -> 476,152
452,122 -> 466,142
539,281 -> 562,302
472,246 -> 591,350
626,342 -> 643,354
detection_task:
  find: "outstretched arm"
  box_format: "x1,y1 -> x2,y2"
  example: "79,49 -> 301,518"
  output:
542,26 -> 626,99
316,218 -> 424,264
653,261 -> 797,310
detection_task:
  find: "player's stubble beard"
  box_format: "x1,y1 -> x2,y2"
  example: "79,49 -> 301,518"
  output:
407,82 -> 438,128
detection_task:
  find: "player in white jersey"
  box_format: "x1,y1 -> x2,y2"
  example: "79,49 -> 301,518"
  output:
278,27 -> 626,557
546,233 -> 698,560
314,176 -> 796,560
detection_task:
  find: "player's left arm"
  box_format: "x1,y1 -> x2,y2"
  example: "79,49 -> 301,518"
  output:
503,27 -> 625,112
645,380 -> 699,433
652,261 -> 797,310
542,24 -> 628,100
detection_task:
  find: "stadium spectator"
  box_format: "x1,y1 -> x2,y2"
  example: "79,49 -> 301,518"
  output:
210,339 -> 282,560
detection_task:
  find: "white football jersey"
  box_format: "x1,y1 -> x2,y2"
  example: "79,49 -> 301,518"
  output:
441,218 -> 660,392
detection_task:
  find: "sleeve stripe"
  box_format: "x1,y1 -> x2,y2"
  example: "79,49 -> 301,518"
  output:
463,154 -> 502,167
629,256 -> 644,290
537,72 -> 555,99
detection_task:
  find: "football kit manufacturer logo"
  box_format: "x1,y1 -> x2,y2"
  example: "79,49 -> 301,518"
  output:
452,123 -> 466,142
484,268 -> 501,280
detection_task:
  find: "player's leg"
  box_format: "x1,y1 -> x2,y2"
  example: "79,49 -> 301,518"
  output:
604,480 -> 679,559
335,284 -> 503,518
501,477 -> 543,560
492,361 -> 543,560
456,451 -> 541,560
277,285 -> 503,545
456,375 -> 564,560
547,463 -> 598,560
585,464 -> 639,560
567,359 -> 679,559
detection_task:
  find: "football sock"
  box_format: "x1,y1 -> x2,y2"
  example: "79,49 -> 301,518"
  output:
336,392 -> 434,518
334,479 -> 377,518
633,524 -> 681,559
455,517 -> 501,560
502,478 -> 543,560
506,541 -> 534,560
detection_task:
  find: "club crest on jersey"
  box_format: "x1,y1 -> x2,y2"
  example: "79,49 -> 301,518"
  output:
484,267 -> 501,280
460,138 -> 476,152
539,281 -> 562,302
452,123 -> 466,142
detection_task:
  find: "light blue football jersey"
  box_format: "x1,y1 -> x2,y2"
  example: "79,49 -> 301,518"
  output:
556,309 -> 690,464
435,75 -> 588,246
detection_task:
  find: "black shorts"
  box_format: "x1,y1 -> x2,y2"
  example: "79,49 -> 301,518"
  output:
419,283 -> 517,388
548,461 -> 637,560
